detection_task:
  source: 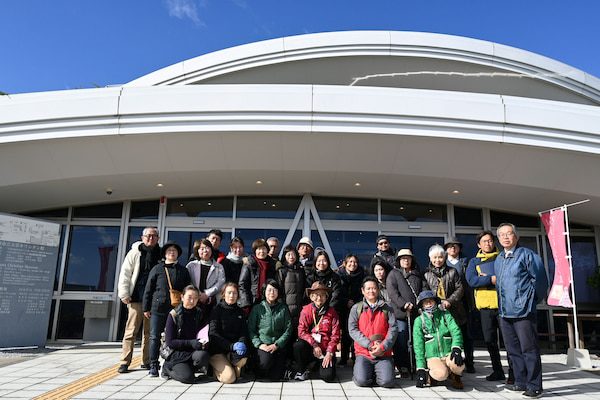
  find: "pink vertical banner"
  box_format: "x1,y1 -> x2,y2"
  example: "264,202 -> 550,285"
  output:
540,209 -> 573,308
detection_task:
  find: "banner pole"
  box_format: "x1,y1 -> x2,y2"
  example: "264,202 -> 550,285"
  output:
563,205 -> 580,349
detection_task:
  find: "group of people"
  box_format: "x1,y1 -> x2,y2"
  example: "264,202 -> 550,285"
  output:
116,223 -> 547,398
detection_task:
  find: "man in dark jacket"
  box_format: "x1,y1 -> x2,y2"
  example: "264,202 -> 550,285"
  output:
369,235 -> 396,272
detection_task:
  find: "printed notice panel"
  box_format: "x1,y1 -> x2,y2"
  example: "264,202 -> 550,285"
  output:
0,213 -> 60,348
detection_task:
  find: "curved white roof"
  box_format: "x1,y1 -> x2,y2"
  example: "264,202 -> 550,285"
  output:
127,31 -> 600,105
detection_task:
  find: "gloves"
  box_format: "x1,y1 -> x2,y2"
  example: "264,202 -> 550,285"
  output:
450,347 -> 464,366
232,341 -> 247,356
188,339 -> 203,350
416,369 -> 427,388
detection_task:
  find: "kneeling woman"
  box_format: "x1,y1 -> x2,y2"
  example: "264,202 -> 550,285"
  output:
208,282 -> 249,383
163,285 -> 210,383
413,290 -> 465,389
248,279 -> 292,380
292,281 -> 340,382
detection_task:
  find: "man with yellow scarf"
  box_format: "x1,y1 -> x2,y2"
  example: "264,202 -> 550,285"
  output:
466,231 -> 512,382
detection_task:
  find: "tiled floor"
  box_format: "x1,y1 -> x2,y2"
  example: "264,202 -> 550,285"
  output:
0,345 -> 598,399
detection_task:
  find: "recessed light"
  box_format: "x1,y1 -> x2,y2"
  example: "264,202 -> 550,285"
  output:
256,180 -> 263,185
179,203 -> 184,207
400,207 -> 404,211
156,183 -> 164,187
336,205 -> 340,209
263,201 -> 267,205
354,182 -> 361,187
271,203 -> 276,208
207,202 -> 212,206
452,190 -> 460,194
428,209 -> 433,213
345,203 -> 350,207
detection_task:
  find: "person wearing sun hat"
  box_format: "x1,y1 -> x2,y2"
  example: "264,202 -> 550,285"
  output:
142,240 -> 191,377
290,281 -> 340,382
413,290 -> 465,389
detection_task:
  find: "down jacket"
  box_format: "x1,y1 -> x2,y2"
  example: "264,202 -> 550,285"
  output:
412,308 -> 463,370
423,264 -> 466,326
297,303 -> 340,354
238,255 -> 278,308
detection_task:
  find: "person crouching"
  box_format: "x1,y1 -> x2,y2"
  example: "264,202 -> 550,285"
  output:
413,290 -> 465,389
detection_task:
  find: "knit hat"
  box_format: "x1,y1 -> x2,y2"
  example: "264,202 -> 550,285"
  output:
376,234 -> 390,244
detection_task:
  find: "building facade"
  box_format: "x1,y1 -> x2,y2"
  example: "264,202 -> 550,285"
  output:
1,31 -> 599,345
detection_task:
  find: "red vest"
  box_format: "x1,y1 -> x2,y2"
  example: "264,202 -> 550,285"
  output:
354,305 -> 393,359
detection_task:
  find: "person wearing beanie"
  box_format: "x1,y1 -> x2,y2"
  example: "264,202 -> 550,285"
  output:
413,290 -> 465,390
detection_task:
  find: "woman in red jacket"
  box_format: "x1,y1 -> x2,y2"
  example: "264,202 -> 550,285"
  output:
291,281 -> 341,382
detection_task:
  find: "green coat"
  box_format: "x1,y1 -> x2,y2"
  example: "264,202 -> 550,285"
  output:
248,300 -> 292,349
412,308 -> 463,370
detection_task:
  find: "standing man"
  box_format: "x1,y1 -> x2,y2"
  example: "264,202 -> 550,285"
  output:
495,223 -> 547,398
445,237 -> 475,373
267,236 -> 281,261
466,231 -> 508,381
370,235 -> 395,272
117,227 -> 161,373
207,229 -> 226,263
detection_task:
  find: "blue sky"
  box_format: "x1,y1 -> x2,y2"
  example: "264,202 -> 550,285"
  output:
2,0 -> 599,94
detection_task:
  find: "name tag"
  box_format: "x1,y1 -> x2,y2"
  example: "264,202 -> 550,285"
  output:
311,333 -> 322,343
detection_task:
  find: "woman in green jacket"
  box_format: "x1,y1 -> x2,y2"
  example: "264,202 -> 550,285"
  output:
248,279 -> 292,380
413,290 -> 465,389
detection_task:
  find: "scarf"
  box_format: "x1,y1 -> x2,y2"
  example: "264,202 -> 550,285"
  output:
476,248 -> 499,262
226,252 -> 243,263
139,243 -> 161,273
256,257 -> 270,300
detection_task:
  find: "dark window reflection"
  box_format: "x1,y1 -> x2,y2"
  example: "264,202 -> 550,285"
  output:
47,299 -> 56,339
72,203 -> 123,219
23,208 -> 69,218
56,300 -> 85,339
130,200 -> 159,220
386,236 -> 445,273
381,200 -> 447,222
54,225 -> 66,291
324,230 -> 377,269
490,210 -> 539,228
313,197 -> 378,221
63,226 -> 120,292
456,233 -> 479,261
167,197 -> 233,218
234,229 -> 292,255
167,231 -> 232,263
127,227 -> 146,249
236,197 -> 302,219
454,207 -> 482,227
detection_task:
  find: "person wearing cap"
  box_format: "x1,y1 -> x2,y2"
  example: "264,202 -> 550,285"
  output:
422,244 -> 470,372
413,290 -> 465,389
297,236 -> 315,275
369,234 -> 396,273
185,238 -> 225,314
291,281 -> 341,382
387,248 -> 424,378
142,241 -> 192,377
349,276 -> 398,388
444,237 -> 475,373
494,223 -> 547,399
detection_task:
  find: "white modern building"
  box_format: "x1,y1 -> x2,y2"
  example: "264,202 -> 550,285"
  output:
1,31 -> 599,345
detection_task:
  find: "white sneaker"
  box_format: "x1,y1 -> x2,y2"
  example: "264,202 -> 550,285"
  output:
294,370 -> 310,381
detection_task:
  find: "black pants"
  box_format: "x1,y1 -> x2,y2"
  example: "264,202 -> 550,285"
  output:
293,340 -> 336,382
460,319 -> 475,369
480,308 -> 504,374
256,348 -> 287,381
339,310 -> 354,363
164,350 -> 210,384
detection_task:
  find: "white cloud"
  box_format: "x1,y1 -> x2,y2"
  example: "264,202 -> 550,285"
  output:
165,0 -> 205,26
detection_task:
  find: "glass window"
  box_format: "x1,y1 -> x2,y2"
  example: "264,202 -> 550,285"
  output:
130,200 -> 159,220
127,226 -> 146,249
63,226 -> 120,292
167,197 -> 233,218
456,233 -> 479,261
324,230 -> 377,269
454,206 -> 482,227
47,299 -> 56,340
546,236 -> 598,304
234,229 -> 289,254
236,196 -> 302,219
490,210 -> 539,229
381,200 -> 447,222
167,231 -> 232,263
313,197 -> 378,221
386,235 -> 445,273
23,208 -> 69,218
56,300 -> 85,339
72,203 -> 123,219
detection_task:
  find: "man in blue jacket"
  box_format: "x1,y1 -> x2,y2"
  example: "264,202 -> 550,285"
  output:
494,223 -> 548,399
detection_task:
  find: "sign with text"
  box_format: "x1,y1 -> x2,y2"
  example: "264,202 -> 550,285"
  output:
0,213 -> 60,348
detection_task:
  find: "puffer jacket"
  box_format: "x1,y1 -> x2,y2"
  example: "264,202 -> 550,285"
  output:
348,298 -> 397,360
338,267 -> 365,307
238,255 -> 278,308
208,300 -> 248,355
306,267 -> 345,315
143,262 -> 191,314
423,264 -> 466,325
494,247 -> 548,318
412,308 -> 463,369
466,248 -> 500,310
276,261 -> 305,321
297,303 -> 340,354
386,267 -> 424,320
248,300 -> 292,349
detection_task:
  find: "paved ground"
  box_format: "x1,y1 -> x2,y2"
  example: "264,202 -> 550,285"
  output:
0,345 -> 598,399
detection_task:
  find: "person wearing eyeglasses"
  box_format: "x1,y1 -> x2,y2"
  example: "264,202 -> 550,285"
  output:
369,235 -> 396,274
494,223 -> 547,399
116,227 -> 161,374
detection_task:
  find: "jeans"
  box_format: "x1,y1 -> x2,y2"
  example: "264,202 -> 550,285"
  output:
149,311 -> 168,364
499,313 -> 542,391
353,355 -> 395,388
393,319 -> 410,369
